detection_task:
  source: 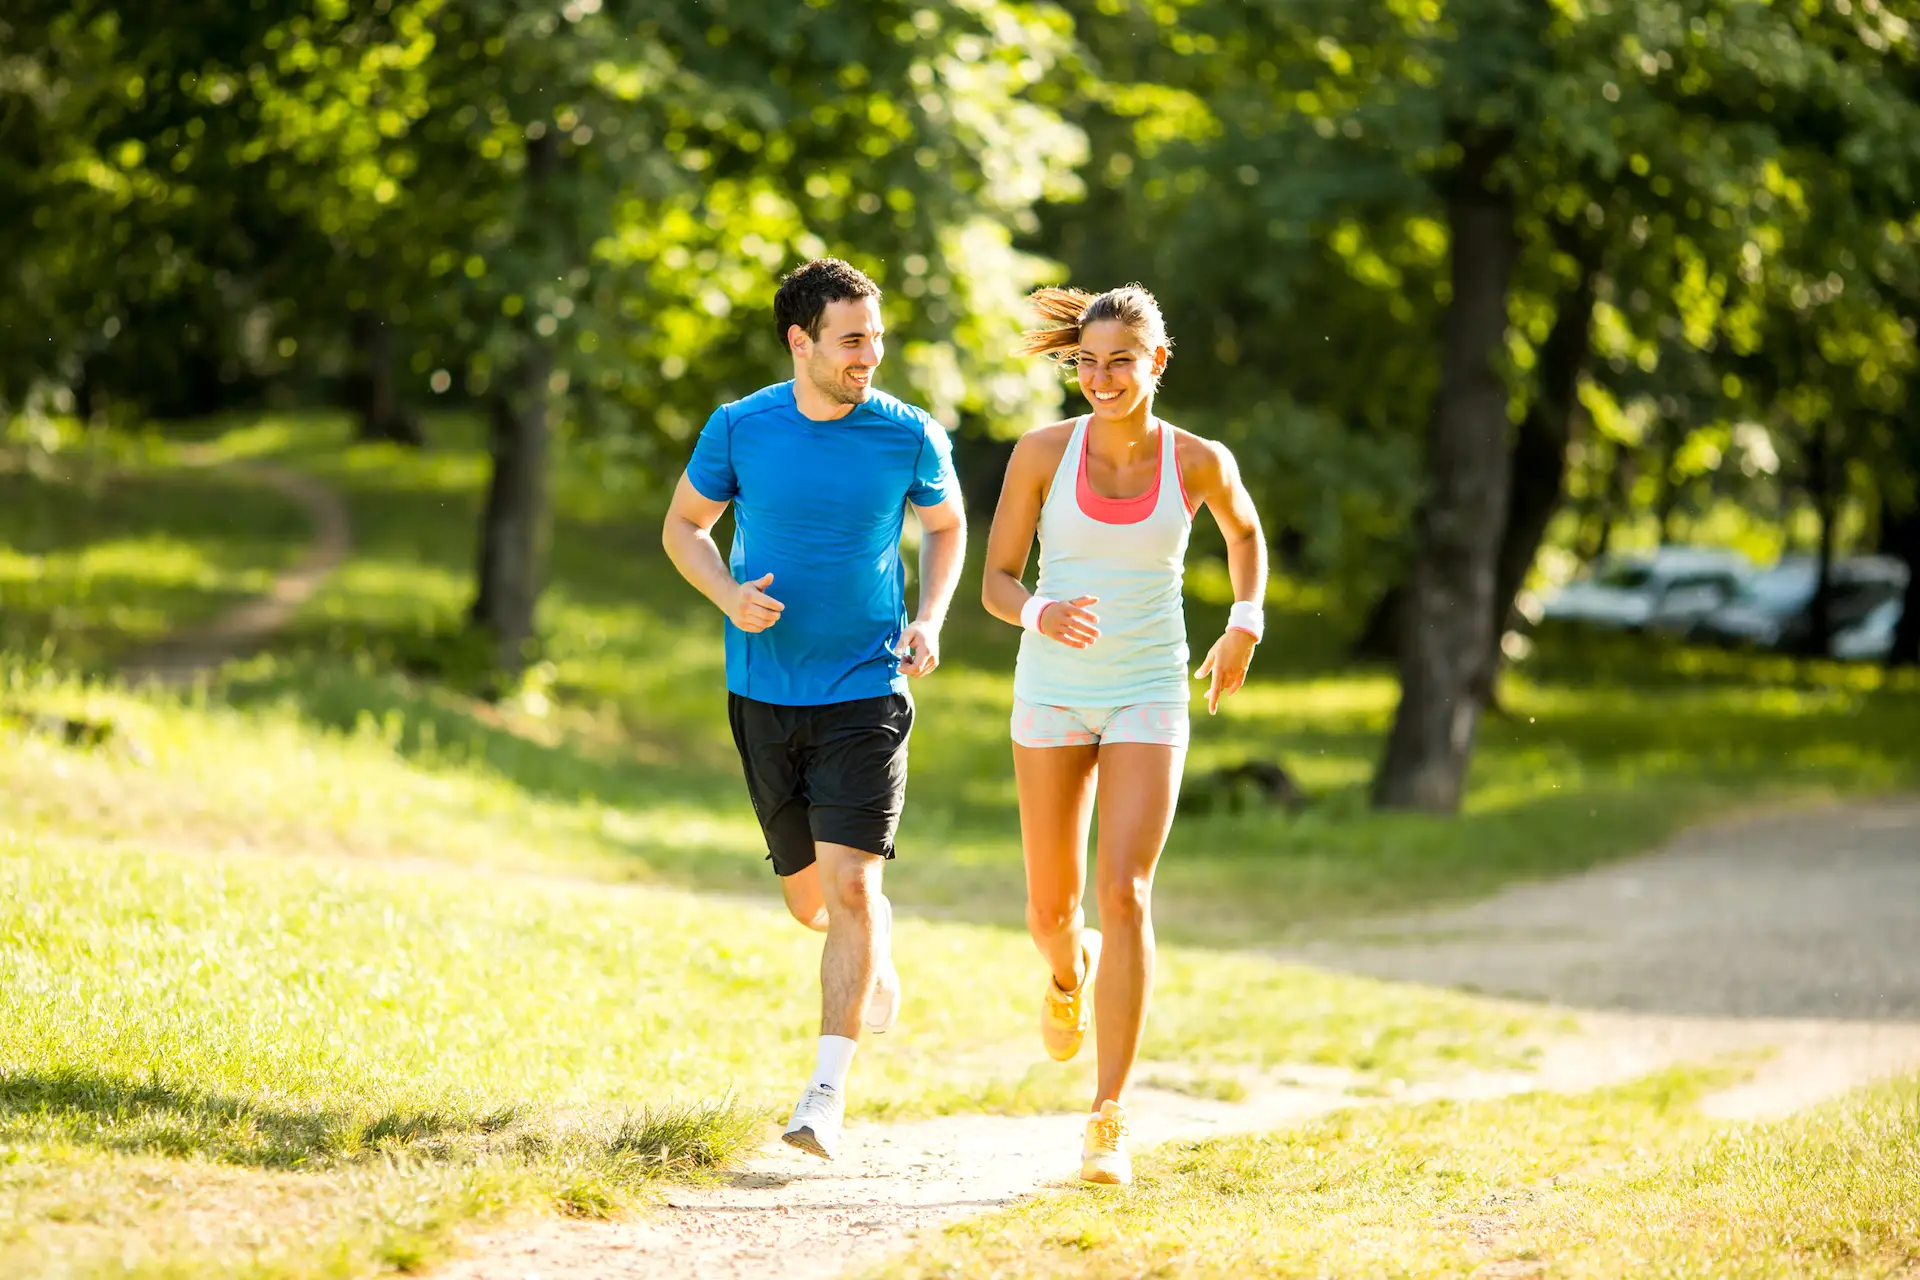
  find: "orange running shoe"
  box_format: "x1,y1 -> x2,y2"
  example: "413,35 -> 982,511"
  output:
1041,929 -> 1101,1062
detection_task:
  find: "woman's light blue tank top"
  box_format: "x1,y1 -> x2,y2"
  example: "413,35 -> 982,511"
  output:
1013,415 -> 1193,708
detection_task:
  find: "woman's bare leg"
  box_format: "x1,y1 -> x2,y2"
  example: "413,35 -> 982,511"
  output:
1089,740 -> 1184,1108
1013,741 -> 1100,989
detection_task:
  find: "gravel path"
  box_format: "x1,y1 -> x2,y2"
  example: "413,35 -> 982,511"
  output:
432,1081 -> 1367,1280
428,1053 -> 1664,1280
1279,798 -> 1920,1019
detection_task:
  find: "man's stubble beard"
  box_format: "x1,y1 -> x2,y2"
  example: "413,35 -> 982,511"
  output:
805,353 -> 870,406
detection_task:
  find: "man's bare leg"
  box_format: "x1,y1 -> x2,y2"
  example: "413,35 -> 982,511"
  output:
815,841 -> 885,1037
782,841 -> 887,1159
781,863 -> 829,932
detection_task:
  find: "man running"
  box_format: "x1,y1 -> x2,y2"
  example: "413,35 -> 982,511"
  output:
661,258 -> 966,1160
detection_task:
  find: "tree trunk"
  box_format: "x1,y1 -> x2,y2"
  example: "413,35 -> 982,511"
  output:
349,311 -> 424,446
1349,582 -> 1407,663
1652,418 -> 1682,545
469,345 -> 553,674
1793,418 -> 1836,657
947,419 -> 1015,522
1884,497 -> 1920,668
1473,258 -> 1597,707
1372,132 -> 1518,814
469,132 -> 559,676
74,354 -> 99,427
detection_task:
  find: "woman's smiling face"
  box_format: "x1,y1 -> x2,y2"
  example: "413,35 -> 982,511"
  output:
1076,318 -> 1166,422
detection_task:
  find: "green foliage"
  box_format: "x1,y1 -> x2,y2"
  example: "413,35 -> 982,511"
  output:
1004,0 -> 1920,626
8,2 -> 1920,671
0,0 -> 1085,450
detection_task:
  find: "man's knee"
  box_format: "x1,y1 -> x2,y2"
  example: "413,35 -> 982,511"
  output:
785,896 -> 829,931
780,868 -> 829,932
829,867 -> 877,916
820,846 -> 882,918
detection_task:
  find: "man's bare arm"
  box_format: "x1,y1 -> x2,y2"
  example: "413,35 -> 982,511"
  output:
911,494 -> 966,627
897,494 -> 966,678
661,473 -> 784,632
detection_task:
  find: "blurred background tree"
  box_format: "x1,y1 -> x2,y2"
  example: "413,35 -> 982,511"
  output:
4,0 -> 1917,809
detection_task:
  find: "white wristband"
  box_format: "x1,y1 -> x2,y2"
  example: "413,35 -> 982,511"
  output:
1021,595 -> 1057,634
1228,600 -> 1264,642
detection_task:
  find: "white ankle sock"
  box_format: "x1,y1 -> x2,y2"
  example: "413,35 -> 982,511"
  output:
813,1035 -> 858,1092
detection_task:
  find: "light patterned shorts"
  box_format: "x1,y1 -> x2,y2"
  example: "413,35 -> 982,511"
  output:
1010,697 -> 1190,749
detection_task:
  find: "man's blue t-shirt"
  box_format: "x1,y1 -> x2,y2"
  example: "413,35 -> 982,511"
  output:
686,381 -> 957,706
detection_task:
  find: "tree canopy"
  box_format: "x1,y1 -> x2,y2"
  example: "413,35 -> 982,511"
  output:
6,0 -> 1919,806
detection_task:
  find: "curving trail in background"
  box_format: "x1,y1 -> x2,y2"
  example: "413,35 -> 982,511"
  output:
117,449 -> 351,685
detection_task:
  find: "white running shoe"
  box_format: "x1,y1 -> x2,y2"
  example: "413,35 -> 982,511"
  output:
782,1083 -> 845,1160
864,893 -> 900,1034
1081,1099 -> 1131,1185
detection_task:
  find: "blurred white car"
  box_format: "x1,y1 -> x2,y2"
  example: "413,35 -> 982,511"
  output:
1539,547 -> 1754,633
1832,597 -> 1904,662
1692,554 -> 1908,652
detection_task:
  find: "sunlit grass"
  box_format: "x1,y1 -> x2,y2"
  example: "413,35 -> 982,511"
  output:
880,1068 -> 1920,1279
11,412 -> 1919,946
2,660 -> 1541,1097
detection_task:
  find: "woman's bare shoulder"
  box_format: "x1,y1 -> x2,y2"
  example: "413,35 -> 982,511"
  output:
1008,419 -> 1078,475
1165,421 -> 1232,485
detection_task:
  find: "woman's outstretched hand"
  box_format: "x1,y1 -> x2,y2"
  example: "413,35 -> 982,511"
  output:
1194,628 -> 1256,714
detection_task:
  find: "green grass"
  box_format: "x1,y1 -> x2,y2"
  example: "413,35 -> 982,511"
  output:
4,409 -> 1918,1276
880,1068 -> 1920,1279
0,451 -> 312,669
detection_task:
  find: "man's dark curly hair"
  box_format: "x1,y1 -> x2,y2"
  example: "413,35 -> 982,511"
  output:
774,258 -> 881,347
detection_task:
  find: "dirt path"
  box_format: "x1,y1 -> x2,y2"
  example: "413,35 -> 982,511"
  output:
1279,797 -> 1920,1020
430,800 -> 1920,1280
429,1055 -> 1638,1280
118,450 -> 351,684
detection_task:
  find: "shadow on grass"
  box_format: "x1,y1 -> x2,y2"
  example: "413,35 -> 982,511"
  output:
215,651 -> 750,830
0,1067 -> 505,1169
0,1068 -> 761,1184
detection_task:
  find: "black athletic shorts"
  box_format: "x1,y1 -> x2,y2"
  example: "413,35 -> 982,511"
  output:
727,692 -> 915,877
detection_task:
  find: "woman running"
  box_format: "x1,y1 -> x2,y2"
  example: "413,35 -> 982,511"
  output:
981,284 -> 1267,1185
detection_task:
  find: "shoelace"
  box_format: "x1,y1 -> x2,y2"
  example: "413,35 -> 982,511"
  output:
1091,1112 -> 1127,1150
